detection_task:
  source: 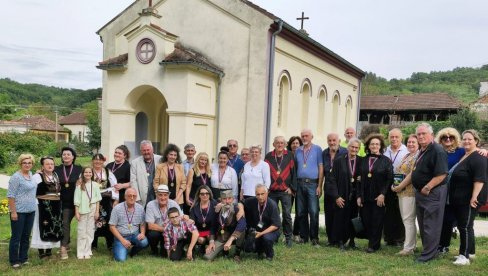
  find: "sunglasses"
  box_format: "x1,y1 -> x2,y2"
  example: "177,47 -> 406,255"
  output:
441,135 -> 455,142
200,192 -> 210,196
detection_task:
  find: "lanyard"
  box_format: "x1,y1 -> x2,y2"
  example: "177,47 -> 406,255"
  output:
95,169 -> 104,183
85,181 -> 93,202
414,147 -> 429,169
302,145 -> 312,165
274,152 -> 284,171
158,206 -> 167,223
348,157 -> 356,177
368,157 -> 378,173
124,203 -> 135,226
200,204 -> 209,224
258,200 -> 267,222
218,167 -> 226,183
111,161 -> 124,173
200,172 -> 208,185
389,149 -> 401,164
63,164 -> 74,183
145,159 -> 154,174
168,166 -> 175,182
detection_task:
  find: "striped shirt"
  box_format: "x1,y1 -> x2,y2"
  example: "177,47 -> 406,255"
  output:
163,220 -> 197,250
109,202 -> 145,236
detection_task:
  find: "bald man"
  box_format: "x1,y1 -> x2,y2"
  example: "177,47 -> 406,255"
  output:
383,128 -> 408,246
295,129 -> 323,247
322,133 -> 347,246
340,127 -> 366,157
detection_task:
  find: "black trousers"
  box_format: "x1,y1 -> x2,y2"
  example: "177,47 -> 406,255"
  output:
383,190 -> 405,244
452,204 -> 478,257
255,231 -> 280,258
147,230 -> 167,257
169,236 -> 191,261
331,199 -> 358,244
438,204 -> 456,249
93,226 -> 113,249
362,201 -> 385,250
324,195 -> 336,244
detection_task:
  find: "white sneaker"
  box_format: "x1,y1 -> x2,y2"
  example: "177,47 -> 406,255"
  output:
469,254 -> 475,260
453,255 -> 470,265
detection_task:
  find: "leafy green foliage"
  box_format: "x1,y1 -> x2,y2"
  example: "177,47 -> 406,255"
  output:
363,66 -> 488,103
0,78 -> 101,119
0,132 -> 58,170
83,101 -> 101,152
449,109 -> 480,133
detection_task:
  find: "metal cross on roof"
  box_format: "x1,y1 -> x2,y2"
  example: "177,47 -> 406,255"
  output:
296,11 -> 309,30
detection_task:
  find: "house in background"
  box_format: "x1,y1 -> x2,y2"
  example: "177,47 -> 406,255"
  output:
0,116 -> 70,142
471,81 -> 488,120
59,111 -> 89,142
359,92 -> 462,128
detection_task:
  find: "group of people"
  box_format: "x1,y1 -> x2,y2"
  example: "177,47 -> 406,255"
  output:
7,122 -> 487,268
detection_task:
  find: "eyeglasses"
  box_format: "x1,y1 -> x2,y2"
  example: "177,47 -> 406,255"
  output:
200,193 -> 210,196
126,194 -> 137,198
228,144 -> 237,148
169,216 -> 179,220
441,135 -> 455,142
21,162 -> 32,165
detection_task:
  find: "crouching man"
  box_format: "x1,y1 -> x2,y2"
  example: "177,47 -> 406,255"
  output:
244,184 -> 281,261
204,190 -> 246,262
163,207 -> 199,261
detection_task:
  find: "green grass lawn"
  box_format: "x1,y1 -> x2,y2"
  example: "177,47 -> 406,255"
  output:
0,188 -> 487,275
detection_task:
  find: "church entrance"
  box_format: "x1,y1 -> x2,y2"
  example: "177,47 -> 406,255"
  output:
126,85 -> 168,155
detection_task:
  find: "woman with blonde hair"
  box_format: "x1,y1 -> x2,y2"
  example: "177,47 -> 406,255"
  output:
186,152 -> 212,207
8,154 -> 37,268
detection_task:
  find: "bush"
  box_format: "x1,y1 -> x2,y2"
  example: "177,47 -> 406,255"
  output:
0,131 -> 58,171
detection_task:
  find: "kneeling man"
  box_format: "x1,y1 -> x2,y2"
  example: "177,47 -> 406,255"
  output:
244,184 -> 281,260
163,207 -> 199,261
109,188 -> 149,262
204,190 -> 246,262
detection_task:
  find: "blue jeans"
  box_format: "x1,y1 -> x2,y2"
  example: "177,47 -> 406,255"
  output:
255,231 -> 280,258
296,182 -> 319,241
9,212 -> 35,265
113,232 -> 149,262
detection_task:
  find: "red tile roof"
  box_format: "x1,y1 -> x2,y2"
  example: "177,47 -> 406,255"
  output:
161,43 -> 223,74
361,93 -> 462,111
98,53 -> 128,66
59,112 -> 87,125
15,116 -> 69,132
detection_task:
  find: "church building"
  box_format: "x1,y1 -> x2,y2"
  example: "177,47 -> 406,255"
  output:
97,0 -> 364,159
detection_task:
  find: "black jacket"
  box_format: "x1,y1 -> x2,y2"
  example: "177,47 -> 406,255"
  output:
327,154 -> 363,202
357,154 -> 393,202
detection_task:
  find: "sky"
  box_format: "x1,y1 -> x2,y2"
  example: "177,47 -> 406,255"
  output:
1,0 -> 487,89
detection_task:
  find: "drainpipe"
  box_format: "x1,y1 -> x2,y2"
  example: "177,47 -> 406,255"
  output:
356,77 -> 363,134
214,71 -> 225,162
264,19 -> 283,152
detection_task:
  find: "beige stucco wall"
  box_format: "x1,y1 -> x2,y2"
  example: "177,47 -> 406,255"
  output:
271,36 -> 360,148
63,124 -> 89,142
98,0 -> 274,160
98,0 -> 361,159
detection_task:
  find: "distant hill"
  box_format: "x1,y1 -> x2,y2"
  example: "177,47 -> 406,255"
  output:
362,65 -> 488,103
0,78 -> 101,119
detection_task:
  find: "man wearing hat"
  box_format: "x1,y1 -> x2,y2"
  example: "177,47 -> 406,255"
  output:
244,184 -> 281,261
146,184 -> 182,257
204,190 -> 246,262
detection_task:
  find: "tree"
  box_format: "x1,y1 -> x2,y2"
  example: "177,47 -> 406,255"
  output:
449,109 -> 480,133
84,101 -> 101,152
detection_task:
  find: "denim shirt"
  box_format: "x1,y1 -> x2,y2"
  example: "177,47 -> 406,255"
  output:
7,171 -> 37,213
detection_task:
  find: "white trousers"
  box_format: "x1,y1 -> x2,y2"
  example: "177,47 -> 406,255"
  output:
77,204 -> 96,258
398,196 -> 417,251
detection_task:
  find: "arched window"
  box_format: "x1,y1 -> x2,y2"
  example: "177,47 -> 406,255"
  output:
317,86 -> 327,137
277,75 -> 290,128
332,91 -> 341,132
301,79 -> 312,128
135,112 -> 148,149
345,96 -> 353,129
